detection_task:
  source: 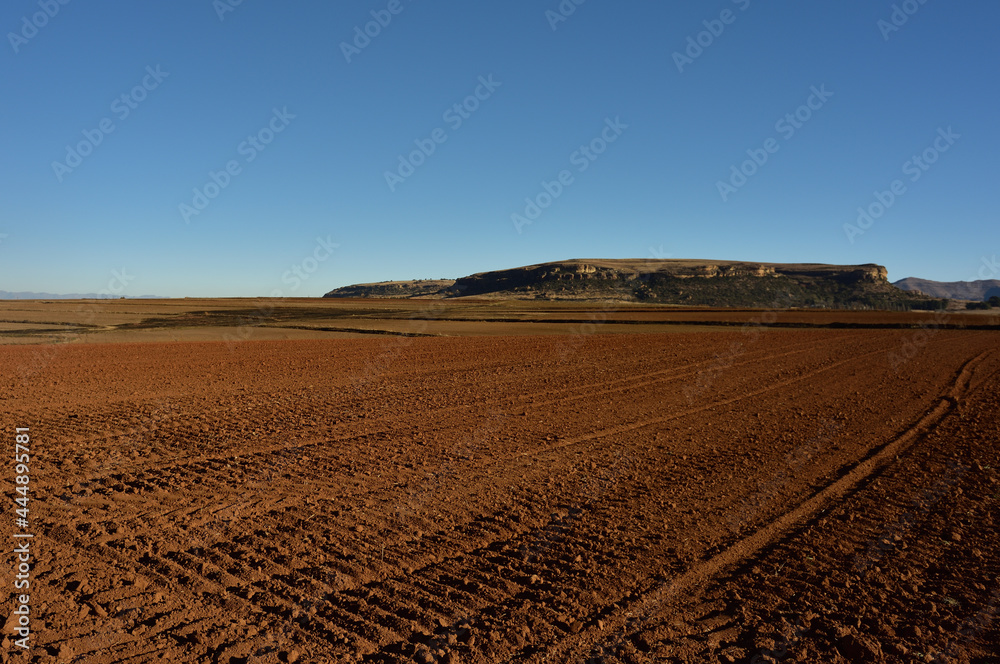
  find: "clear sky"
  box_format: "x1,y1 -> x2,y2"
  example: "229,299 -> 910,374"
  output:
1,0 -> 997,297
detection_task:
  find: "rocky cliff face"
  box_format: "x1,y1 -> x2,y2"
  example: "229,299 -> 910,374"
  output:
448,260 -> 893,299
326,259 -> 938,309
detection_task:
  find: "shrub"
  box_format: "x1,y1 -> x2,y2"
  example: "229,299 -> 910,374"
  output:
910,299 -> 948,311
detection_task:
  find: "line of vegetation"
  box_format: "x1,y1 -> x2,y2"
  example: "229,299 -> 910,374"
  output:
966,296 -> 1000,310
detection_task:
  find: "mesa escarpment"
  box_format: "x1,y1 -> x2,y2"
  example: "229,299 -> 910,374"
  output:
325,259 -> 938,309
449,260 -> 888,292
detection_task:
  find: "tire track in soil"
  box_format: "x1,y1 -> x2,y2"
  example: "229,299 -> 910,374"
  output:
21,521 -> 232,664
35,333 -> 847,536
526,347 -> 994,663
291,340 -> 924,661
25,331 -> 836,463
49,434 -> 642,661
643,357 -> 1000,663
509,340 -> 896,462
40,346 -> 866,602
39,338 -> 936,652
5,331 -> 990,663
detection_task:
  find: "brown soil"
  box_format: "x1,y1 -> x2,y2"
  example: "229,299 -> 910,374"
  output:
1,326 -> 997,663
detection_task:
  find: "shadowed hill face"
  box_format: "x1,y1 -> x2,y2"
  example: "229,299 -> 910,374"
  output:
325,259 -> 939,310
323,280 -> 455,299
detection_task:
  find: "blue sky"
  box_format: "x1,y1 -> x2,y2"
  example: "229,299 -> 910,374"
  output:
1,0 -> 997,297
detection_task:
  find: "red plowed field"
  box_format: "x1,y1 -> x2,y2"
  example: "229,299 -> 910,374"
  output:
2,329 -> 998,663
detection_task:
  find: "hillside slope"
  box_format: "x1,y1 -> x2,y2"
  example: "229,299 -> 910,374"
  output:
893,277 -> 1000,301
321,280 -> 454,300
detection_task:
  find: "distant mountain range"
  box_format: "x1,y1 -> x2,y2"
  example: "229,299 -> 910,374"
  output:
0,291 -> 164,300
893,278 -> 1000,301
326,259 -> 948,310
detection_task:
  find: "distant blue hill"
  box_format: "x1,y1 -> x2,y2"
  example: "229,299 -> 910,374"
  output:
0,291 -> 165,300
